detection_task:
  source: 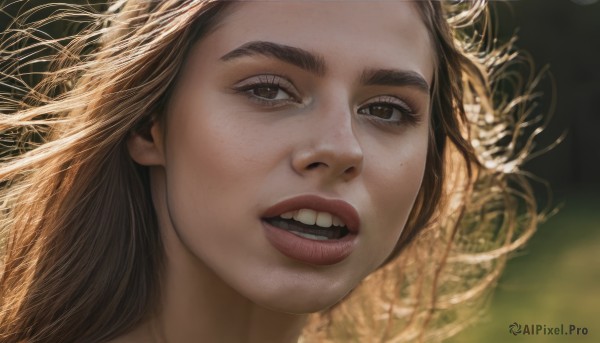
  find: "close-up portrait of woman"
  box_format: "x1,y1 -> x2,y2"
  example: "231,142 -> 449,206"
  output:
3,0 -> 596,342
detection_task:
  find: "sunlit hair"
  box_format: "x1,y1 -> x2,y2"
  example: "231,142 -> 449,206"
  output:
0,1 -> 549,342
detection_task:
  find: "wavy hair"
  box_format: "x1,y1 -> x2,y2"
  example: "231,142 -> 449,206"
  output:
0,1 -> 549,342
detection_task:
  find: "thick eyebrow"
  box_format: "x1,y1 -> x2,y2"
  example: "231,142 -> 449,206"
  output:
219,41 -> 326,76
359,68 -> 430,94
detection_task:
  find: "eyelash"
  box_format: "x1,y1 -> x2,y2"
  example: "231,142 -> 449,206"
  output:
357,96 -> 420,128
232,75 -> 420,127
232,74 -> 300,107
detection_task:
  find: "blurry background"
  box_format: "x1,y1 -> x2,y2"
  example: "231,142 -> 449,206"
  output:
449,1 -> 600,342
1,0 -> 598,342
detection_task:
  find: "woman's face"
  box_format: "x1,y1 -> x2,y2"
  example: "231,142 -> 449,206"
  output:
159,1 -> 433,313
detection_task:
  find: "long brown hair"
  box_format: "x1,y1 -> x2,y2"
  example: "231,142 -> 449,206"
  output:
0,1 -> 546,342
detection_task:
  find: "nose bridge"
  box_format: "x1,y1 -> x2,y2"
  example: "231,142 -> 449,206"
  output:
321,103 -> 357,149
292,98 -> 364,181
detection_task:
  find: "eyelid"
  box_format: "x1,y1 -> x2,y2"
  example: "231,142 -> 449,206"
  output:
232,74 -> 301,101
362,95 -> 413,111
358,94 -> 422,127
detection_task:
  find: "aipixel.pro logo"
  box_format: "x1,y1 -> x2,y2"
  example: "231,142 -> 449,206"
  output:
509,322 -> 589,336
509,322 -> 522,335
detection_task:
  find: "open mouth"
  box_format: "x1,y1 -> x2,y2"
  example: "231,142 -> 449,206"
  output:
261,196 -> 360,264
263,217 -> 350,241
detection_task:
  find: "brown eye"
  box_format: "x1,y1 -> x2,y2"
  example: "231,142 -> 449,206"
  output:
252,86 -> 281,99
357,96 -> 419,127
233,74 -> 301,106
366,104 -> 394,119
358,103 -> 404,121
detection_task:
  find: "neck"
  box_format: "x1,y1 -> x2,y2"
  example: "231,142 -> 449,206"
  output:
150,223 -> 307,343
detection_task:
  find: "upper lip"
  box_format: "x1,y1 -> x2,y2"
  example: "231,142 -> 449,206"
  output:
261,194 -> 360,233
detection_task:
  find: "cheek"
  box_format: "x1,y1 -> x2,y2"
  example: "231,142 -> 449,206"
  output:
361,132 -> 429,266
168,119 -> 239,199
160,95 -> 297,263
161,108 -> 264,243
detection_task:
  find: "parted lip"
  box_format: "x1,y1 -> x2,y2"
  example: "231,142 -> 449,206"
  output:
261,194 -> 360,233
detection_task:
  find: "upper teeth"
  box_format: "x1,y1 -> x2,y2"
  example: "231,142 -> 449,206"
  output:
279,209 -> 345,228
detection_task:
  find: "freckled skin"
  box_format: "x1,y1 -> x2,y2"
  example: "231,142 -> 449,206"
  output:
125,1 -> 434,342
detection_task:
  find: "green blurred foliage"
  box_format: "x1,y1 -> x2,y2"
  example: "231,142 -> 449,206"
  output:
448,190 -> 600,343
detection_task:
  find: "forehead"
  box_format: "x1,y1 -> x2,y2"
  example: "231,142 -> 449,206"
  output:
200,1 -> 435,83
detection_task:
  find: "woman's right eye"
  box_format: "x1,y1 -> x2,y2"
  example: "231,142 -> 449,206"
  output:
248,85 -> 293,101
232,75 -> 300,107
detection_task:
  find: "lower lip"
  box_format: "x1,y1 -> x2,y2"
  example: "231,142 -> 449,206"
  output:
262,220 -> 357,265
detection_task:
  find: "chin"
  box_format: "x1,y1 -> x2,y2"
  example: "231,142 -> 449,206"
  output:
259,296 -> 344,315
246,279 -> 356,314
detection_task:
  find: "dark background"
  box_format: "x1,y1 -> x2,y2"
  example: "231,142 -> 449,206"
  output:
1,1 -> 599,342
499,0 -> 600,193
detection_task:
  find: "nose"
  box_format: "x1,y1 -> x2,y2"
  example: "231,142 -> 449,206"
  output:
291,105 -> 364,183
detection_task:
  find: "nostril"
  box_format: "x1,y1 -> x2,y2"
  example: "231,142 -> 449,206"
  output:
306,162 -> 325,170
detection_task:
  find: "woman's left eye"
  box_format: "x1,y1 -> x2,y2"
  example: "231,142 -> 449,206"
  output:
357,96 -> 418,126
